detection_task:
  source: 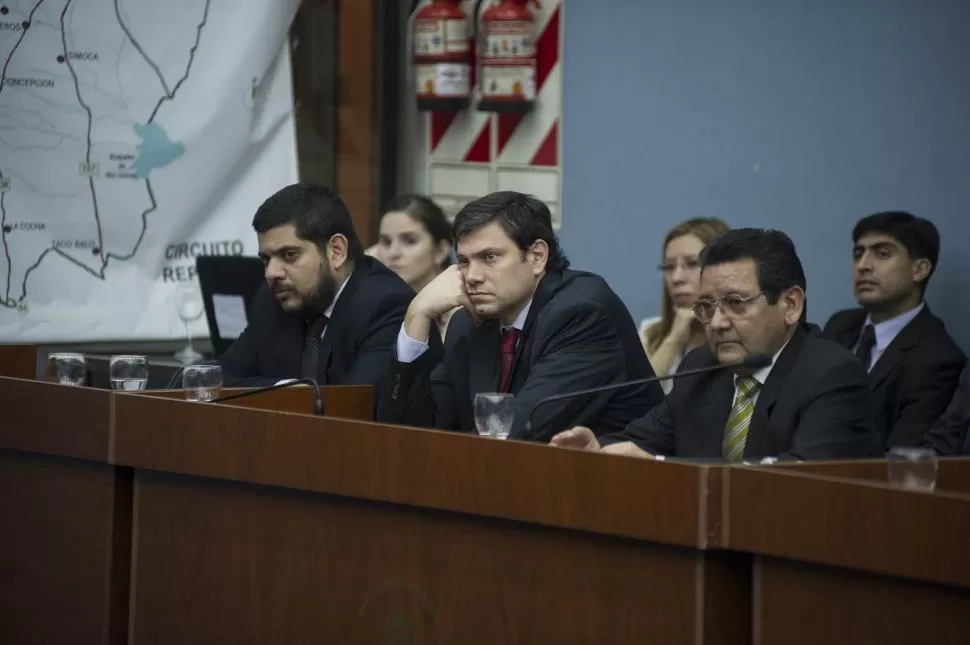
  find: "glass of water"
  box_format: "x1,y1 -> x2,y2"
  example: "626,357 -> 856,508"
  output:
45,352 -> 87,386
182,364 -> 223,401
109,355 -> 150,391
473,392 -> 515,439
887,446 -> 938,492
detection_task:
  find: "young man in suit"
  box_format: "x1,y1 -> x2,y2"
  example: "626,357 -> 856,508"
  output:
924,365 -> 970,456
552,228 -> 883,461
823,212 -> 965,448
378,191 -> 664,442
219,183 -> 417,398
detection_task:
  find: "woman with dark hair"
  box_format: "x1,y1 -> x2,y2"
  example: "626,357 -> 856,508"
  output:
369,194 -> 456,337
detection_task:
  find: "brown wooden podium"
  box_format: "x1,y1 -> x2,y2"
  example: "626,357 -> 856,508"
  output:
0,344 -> 36,379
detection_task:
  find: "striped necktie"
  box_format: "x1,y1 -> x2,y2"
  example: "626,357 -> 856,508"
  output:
723,376 -> 760,462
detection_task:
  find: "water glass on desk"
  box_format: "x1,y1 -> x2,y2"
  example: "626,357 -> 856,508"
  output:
109,355 -> 149,391
45,352 -> 87,386
182,364 -> 222,401
474,393 -> 515,439
887,446 -> 938,492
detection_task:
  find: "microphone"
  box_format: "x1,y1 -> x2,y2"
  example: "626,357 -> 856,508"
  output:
209,377 -> 324,416
526,354 -> 773,432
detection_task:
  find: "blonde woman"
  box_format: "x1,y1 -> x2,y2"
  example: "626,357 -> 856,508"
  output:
641,217 -> 730,391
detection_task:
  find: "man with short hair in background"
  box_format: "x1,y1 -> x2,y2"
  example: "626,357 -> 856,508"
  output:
552,228 -> 883,461
824,212 -> 965,448
378,191 -> 664,442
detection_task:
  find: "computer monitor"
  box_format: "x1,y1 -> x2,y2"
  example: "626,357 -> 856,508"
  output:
195,256 -> 265,359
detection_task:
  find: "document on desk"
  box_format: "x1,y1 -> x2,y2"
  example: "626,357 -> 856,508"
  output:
211,294 -> 249,339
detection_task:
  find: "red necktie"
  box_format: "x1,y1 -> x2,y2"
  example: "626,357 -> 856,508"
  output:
499,328 -> 521,393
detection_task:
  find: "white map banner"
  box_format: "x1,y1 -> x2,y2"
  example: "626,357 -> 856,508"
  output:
0,0 -> 300,342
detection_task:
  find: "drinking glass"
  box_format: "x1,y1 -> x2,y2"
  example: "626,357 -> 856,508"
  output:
473,393 -> 515,439
182,364 -> 223,401
109,355 -> 149,391
45,352 -> 87,386
174,283 -> 204,363
887,446 -> 938,492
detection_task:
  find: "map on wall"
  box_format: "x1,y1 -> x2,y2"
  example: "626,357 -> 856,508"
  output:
0,0 -> 300,342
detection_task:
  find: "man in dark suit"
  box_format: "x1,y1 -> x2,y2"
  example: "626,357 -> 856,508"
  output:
552,229 -> 882,461
377,191 -> 664,442
823,212 -> 965,448
219,183 -> 416,399
924,365 -> 970,456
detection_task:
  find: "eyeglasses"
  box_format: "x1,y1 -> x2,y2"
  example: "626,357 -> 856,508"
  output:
691,291 -> 768,324
657,257 -> 701,274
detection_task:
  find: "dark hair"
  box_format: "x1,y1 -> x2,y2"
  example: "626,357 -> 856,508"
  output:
852,211 -> 939,292
700,228 -> 807,319
381,194 -> 452,268
452,191 -> 569,271
252,183 -> 363,261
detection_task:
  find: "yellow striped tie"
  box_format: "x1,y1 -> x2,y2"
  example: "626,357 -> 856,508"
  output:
723,377 -> 760,462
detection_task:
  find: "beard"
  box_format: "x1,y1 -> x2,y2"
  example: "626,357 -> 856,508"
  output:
302,263 -> 338,316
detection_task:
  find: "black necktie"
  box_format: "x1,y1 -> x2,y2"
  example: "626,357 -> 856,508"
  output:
301,315 -> 328,379
855,324 -> 876,371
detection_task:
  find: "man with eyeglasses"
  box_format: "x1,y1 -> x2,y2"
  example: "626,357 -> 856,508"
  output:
551,228 -> 883,461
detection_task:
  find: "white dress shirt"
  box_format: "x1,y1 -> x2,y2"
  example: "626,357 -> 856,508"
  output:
396,300 -> 533,363
852,302 -> 924,372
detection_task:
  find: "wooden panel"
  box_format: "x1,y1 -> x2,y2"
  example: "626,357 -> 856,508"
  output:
0,344 -> 35,379
128,471 -> 747,645
754,556 -> 970,645
725,467 -> 970,588
770,457 -> 970,495
0,377 -> 112,461
0,449 -> 131,645
112,395 -> 714,547
337,0 -> 377,245
141,384 -> 372,419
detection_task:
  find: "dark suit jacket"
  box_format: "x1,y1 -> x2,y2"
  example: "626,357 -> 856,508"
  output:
923,365 -> 970,456
601,324 -> 883,461
219,256 -> 415,408
378,269 -> 665,442
823,306 -> 966,448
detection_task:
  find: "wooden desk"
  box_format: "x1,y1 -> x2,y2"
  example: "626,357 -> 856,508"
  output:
112,394 -> 749,645
723,463 -> 970,645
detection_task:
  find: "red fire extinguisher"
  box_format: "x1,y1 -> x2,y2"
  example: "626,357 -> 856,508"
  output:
413,0 -> 472,111
477,0 -> 540,113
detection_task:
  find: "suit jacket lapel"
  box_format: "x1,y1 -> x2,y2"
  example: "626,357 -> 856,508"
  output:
867,306 -> 928,390
275,313 -> 305,376
697,370 -> 736,457
504,271 -> 564,392
744,325 -> 808,458
314,264 -> 366,385
468,320 -> 503,396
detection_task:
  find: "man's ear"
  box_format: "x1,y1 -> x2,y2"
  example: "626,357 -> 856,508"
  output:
780,286 -> 805,326
327,234 -> 349,270
527,239 -> 549,275
912,258 -> 932,286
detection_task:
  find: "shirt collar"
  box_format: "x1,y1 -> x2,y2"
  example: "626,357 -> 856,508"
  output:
864,302 -> 924,352
502,299 -> 532,332
323,273 -> 352,319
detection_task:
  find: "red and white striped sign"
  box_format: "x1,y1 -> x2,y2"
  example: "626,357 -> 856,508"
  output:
418,0 -> 563,224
